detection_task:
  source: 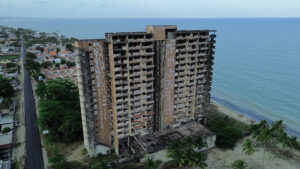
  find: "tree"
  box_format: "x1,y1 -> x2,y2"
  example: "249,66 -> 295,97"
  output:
242,139 -> 255,157
60,59 -> 66,64
36,46 -> 44,53
6,62 -> 17,68
65,44 -> 73,52
0,97 -> 13,109
251,121 -> 272,169
41,61 -> 52,68
56,48 -> 60,53
271,120 -> 285,138
36,79 -> 82,143
168,139 -> 184,166
26,52 -> 36,59
0,76 -> 14,98
143,158 -> 158,169
10,41 -> 20,47
55,63 -> 60,69
231,159 -> 247,169
167,136 -> 207,168
24,58 -> 40,76
66,61 -> 75,68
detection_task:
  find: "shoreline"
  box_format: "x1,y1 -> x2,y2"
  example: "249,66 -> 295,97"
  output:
211,101 -> 255,125
211,96 -> 300,139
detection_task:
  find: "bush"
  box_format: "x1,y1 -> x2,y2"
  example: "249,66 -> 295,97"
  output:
2,127 -> 11,134
207,118 -> 243,149
231,159 -> 247,169
143,158 -> 158,169
216,126 -> 243,148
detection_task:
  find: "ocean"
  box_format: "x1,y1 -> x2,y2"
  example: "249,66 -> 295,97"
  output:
1,18 -> 300,137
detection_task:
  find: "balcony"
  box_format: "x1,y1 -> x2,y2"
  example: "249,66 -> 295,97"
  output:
116,92 -> 128,97
142,45 -> 153,49
129,72 -> 140,78
129,59 -> 141,64
131,66 -> 141,70
128,46 -> 141,50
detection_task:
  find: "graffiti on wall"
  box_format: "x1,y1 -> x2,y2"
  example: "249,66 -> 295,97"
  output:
163,39 -> 176,127
92,41 -> 110,145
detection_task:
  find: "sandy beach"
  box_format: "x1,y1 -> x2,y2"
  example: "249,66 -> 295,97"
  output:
211,101 -> 256,125
207,101 -> 300,169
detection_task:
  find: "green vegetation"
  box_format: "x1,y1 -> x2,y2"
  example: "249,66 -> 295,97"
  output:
206,104 -> 249,149
242,139 -> 255,157
36,79 -> 82,143
250,120 -> 299,168
60,58 -> 66,64
41,61 -> 53,68
91,159 -> 112,169
6,62 -> 17,68
36,46 -> 44,53
11,41 -> 20,47
66,61 -> 75,68
66,44 -> 74,52
2,127 -> 11,134
24,37 -> 58,47
55,63 -> 60,69
0,76 -> 14,98
143,158 -> 158,169
24,58 -> 41,79
0,97 -> 13,109
231,159 -> 247,169
167,136 -> 207,168
25,52 -> 36,59
48,148 -> 86,169
88,153 -> 116,169
0,55 -> 19,61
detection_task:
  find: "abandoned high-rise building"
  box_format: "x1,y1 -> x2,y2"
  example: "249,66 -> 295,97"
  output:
74,25 -> 216,156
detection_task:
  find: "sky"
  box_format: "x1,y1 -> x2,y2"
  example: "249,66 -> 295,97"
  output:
0,0 -> 300,18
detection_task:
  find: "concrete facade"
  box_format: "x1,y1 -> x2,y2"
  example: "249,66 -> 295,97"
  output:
74,25 -> 216,156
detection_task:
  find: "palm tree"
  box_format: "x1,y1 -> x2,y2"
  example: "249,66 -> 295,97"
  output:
167,140 -> 184,166
167,136 -> 208,168
242,139 -> 255,158
193,136 -> 208,151
271,120 -> 285,138
257,128 -> 272,169
251,120 -> 268,141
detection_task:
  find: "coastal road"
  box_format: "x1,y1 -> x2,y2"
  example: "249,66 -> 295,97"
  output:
22,38 -> 44,169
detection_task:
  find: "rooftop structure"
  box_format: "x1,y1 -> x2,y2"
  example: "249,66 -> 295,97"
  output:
74,25 -> 216,156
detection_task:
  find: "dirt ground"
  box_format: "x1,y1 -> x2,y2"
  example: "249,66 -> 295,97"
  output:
14,58 -> 26,168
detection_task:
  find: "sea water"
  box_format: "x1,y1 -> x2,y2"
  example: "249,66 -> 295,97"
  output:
1,18 -> 299,137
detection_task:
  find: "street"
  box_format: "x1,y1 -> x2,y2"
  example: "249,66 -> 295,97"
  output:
22,39 -> 44,169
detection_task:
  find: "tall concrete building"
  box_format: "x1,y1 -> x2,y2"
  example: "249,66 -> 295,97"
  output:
74,25 -> 216,156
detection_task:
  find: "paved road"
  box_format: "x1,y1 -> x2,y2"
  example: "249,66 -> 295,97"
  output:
22,39 -> 44,169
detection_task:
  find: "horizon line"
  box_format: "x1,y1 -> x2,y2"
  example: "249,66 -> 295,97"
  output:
1,16 -> 300,19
